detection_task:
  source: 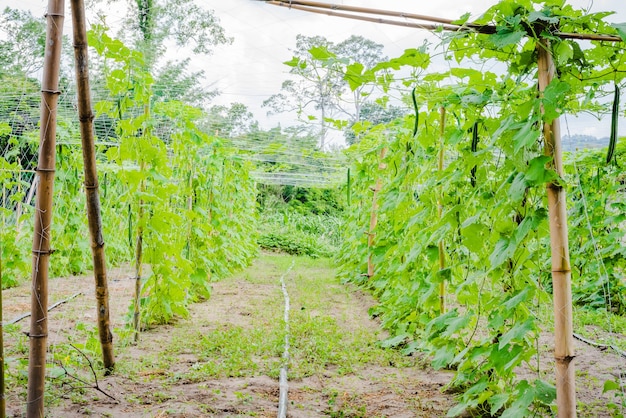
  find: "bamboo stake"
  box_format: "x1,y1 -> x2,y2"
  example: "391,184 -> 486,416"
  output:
346,168 -> 351,207
0,193 -> 5,418
70,0 -> 115,373
537,39 -> 576,418
133,168 -> 145,343
186,168 -> 193,260
15,158 -> 22,228
133,99 -> 150,343
27,0 -> 65,416
438,107 -> 446,314
367,147 -> 387,279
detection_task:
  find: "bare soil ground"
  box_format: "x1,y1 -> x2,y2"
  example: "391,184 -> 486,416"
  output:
2,253 -> 625,417
3,254 -> 455,417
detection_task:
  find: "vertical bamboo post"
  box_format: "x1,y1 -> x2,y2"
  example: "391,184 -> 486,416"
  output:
347,168 -> 351,207
537,39 -> 576,417
70,0 -> 115,372
27,0 -> 65,416
185,168 -> 194,259
0,188 -> 5,418
438,106 -> 446,313
133,99 -> 150,342
15,159 -> 22,228
367,147 -> 387,278
133,166 -> 145,343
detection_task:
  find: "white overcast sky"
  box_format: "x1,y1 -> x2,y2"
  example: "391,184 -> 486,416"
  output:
5,0 -> 626,142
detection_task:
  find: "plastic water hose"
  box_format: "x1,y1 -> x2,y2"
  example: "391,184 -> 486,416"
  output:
278,260 -> 295,418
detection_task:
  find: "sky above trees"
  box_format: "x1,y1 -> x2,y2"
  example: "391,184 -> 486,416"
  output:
3,0 -> 626,145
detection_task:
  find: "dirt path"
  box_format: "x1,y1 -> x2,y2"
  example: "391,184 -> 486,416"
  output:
5,253 -> 624,417
4,253 -> 455,417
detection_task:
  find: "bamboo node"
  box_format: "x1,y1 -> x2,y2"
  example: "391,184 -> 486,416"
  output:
84,182 -> 99,189
32,249 -> 55,255
44,12 -> 65,17
79,114 -> 95,123
24,332 -> 48,339
36,167 -> 56,173
41,88 -> 62,95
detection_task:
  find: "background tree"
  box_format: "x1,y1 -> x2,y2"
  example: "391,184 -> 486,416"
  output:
263,34 -> 386,149
344,101 -> 407,145
0,7 -> 46,76
203,102 -> 257,138
83,0 -> 230,108
152,59 -> 219,107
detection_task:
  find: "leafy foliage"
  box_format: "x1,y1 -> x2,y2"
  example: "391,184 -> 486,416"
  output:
264,34 -> 387,148
257,188 -> 343,258
336,1 -> 626,415
87,26 -> 258,326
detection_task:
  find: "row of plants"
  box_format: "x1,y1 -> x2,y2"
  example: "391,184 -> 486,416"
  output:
335,1 -> 626,416
0,27 -> 259,330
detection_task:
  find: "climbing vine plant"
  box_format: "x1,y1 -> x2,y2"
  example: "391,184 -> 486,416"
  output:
88,26 -> 258,329
336,0 -> 626,415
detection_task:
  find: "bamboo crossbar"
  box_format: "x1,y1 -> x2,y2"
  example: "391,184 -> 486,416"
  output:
266,2 -> 474,33
266,0 -> 623,42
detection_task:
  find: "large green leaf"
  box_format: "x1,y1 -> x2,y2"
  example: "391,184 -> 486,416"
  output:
498,319 -> 534,348
612,22 -> 626,42
491,29 -> 525,48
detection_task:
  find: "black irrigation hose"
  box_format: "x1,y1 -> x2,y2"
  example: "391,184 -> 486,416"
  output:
573,332 -> 626,358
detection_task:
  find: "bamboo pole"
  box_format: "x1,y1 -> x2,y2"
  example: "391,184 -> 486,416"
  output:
133,100 -> 150,342
267,1 -> 464,33
186,168 -> 193,260
70,0 -> 115,373
133,169 -> 145,343
0,192 -> 5,418
537,39 -> 576,418
367,147 -> 387,279
346,168 -> 351,207
15,158 -> 22,228
266,0 -> 623,42
438,107 -> 446,314
27,0 -> 65,416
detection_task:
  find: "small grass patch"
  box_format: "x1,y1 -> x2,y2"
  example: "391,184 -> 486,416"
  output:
132,253 -> 416,385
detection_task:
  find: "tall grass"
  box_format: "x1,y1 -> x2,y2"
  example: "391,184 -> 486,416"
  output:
258,211 -> 343,258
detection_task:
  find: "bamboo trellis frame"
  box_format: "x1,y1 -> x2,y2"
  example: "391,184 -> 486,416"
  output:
262,1 -> 625,417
